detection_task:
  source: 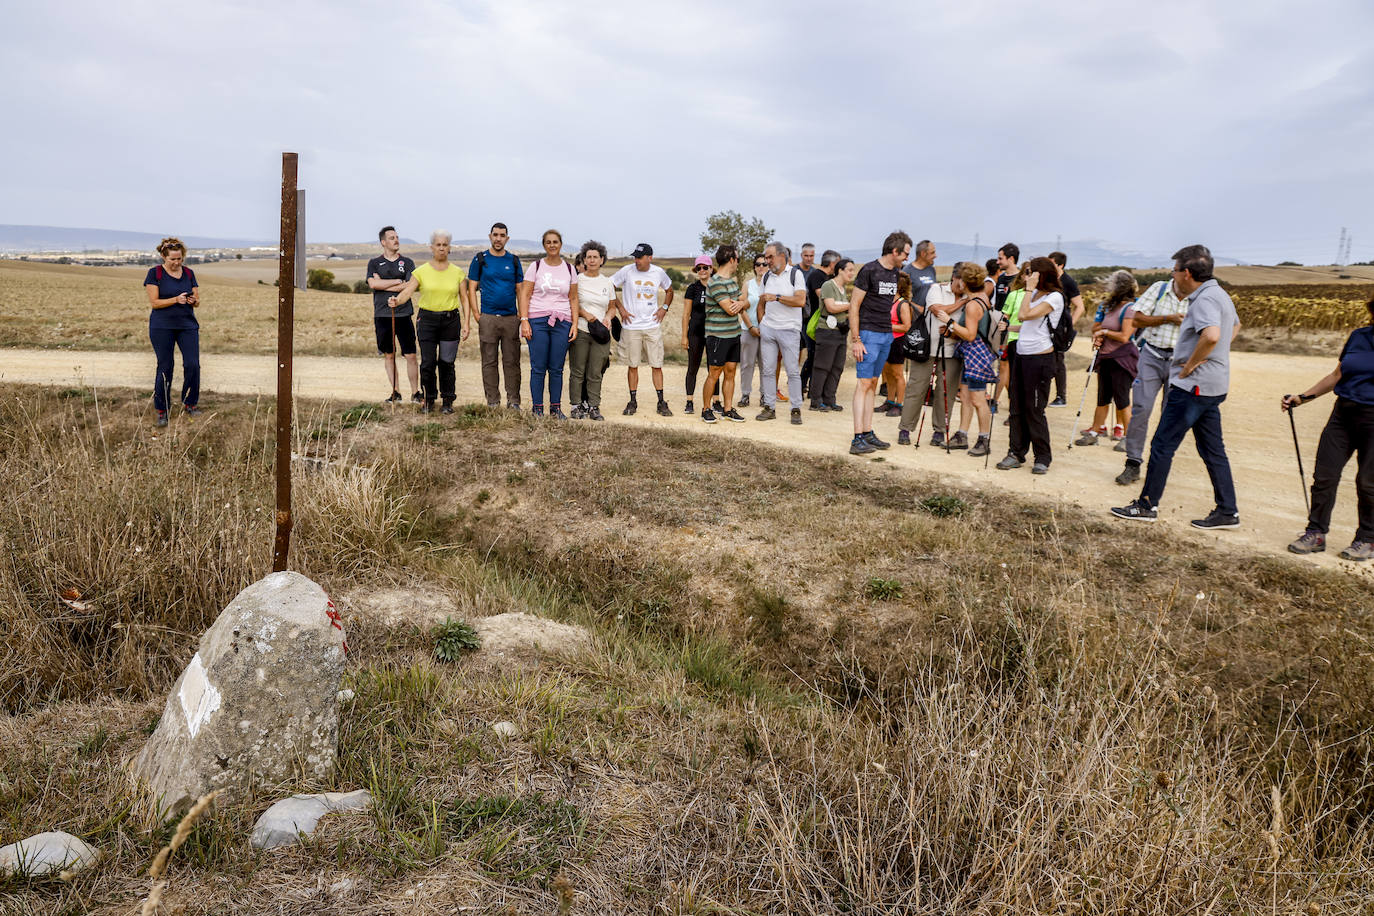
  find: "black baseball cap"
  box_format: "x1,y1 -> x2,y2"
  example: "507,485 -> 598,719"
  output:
632,243 -> 653,258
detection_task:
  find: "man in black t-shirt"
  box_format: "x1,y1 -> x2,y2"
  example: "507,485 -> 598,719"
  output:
365,226 -> 420,403
993,243 -> 1020,312
846,231 -> 912,454
1048,251 -> 1086,405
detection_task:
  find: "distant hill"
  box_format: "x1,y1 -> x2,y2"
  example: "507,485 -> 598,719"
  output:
0,225 -> 546,255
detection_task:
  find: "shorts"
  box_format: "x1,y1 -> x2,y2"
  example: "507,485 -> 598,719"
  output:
374,314 -> 417,355
885,338 -> 906,365
705,335 -> 741,367
855,329 -> 891,379
964,381 -> 989,393
618,324 -> 665,368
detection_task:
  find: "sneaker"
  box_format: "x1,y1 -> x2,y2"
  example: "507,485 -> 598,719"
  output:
712,400 -> 724,413
1338,540 -> 1374,561
550,407 -> 568,420
506,401 -> 520,411
1049,397 -> 1067,407
849,437 -> 876,456
864,431 -> 890,450
387,390 -> 403,403
930,431 -> 946,448
878,383 -> 888,398
1111,424 -> 1125,440
570,404 -> 586,419
685,399 -> 694,413
777,391 -> 789,403
969,435 -> 990,457
947,431 -> 969,450
1115,462 -> 1141,486
531,405 -> 545,418
791,408 -> 803,426
996,454 -> 1023,470
1031,463 -> 1049,475
589,407 -> 605,421
1287,531 -> 1326,554
1074,430 -> 1100,447
756,406 -> 777,421
421,400 -> 435,414
440,403 -> 455,415
702,408 -> 717,424
897,430 -> 911,446
1191,510 -> 1239,530
722,408 -> 745,422
1110,500 -> 1157,522
1113,439 -> 1127,453
883,403 -> 903,418
737,395 -> 750,407
412,391 -> 425,404
155,410 -> 168,428
623,400 -> 638,416
183,406 -> 202,418
656,400 -> 673,417
826,403 -> 844,413
809,402 -> 827,412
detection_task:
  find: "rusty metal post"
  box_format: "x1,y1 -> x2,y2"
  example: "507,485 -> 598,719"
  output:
272,152 -> 298,572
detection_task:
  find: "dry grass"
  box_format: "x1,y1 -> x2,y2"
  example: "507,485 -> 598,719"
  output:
1,388 -> 1372,914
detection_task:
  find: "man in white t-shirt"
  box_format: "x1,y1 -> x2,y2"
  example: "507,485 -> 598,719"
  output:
755,241 -> 808,424
610,242 -> 675,416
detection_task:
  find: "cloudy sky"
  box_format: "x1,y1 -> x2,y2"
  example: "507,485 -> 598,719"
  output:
4,0 -> 1372,264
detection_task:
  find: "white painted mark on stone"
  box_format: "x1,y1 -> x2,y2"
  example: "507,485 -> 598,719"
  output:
178,653 -> 222,738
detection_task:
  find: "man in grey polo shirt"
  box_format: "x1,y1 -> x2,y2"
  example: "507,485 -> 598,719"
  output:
1114,274 -> 1190,485
1111,245 -> 1242,529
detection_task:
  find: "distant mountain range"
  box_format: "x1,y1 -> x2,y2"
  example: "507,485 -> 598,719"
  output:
1,225 -> 1241,268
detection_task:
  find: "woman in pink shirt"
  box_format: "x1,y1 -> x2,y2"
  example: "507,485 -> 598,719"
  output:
518,229 -> 580,418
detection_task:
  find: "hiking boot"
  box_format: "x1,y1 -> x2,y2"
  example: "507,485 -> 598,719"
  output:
623,400 -> 638,416
183,406 -> 203,418
531,405 -> 545,418
756,406 -> 777,421
995,454 -> 1023,470
737,394 -> 750,407
897,430 -> 911,446
1338,540 -> 1374,561
947,431 -> 969,450
1113,439 -> 1127,452
1031,462 -> 1049,475
864,431 -> 890,450
440,403 -> 455,415
849,436 -> 876,456
969,435 -> 990,457
550,407 -> 568,420
412,391 -> 425,404
656,400 -> 673,417
1287,531 -> 1326,555
1115,462 -> 1141,486
883,403 -> 903,417
685,399 -> 694,413
930,431 -> 945,447
589,407 -> 605,421
702,408 -> 717,424
387,390 -> 403,403
1110,500 -> 1157,522
722,408 -> 745,422
1049,397 -> 1067,407
569,404 -> 586,419
1191,510 -> 1240,530
1074,430 -> 1100,446
826,403 -> 843,412
155,410 -> 168,428
790,408 -> 802,426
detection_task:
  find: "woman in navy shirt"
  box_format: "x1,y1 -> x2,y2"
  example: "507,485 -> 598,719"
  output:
1283,296 -> 1374,561
143,237 -> 201,426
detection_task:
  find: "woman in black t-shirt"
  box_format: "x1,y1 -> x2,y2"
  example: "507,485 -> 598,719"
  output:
142,237 -> 201,427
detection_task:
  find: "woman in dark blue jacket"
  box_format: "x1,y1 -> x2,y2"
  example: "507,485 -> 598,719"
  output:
142,237 -> 201,426
1283,296 -> 1374,561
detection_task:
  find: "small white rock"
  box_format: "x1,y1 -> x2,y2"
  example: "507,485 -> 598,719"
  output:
250,790 -> 373,850
336,689 -> 355,703
492,721 -> 520,739
0,831 -> 99,877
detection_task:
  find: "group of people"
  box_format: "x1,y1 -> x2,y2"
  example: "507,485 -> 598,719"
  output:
138,227 -> 1374,561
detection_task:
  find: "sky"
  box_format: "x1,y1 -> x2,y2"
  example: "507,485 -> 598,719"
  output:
3,0 -> 1373,265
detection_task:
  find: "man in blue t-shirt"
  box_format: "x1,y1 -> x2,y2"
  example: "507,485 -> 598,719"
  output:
365,226 -> 420,403
467,222 -> 525,408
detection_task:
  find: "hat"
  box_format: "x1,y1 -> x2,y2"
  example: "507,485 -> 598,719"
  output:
631,243 -> 653,258
588,318 -> 611,345
693,255 -> 712,268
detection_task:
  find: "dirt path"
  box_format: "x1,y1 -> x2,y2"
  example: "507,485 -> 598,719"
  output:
0,341 -> 1361,569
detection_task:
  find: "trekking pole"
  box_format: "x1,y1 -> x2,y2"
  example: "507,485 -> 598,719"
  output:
914,346 -> 941,445
937,331 -> 952,454
1065,345 -> 1100,450
1287,403 -> 1311,515
390,303 -> 397,406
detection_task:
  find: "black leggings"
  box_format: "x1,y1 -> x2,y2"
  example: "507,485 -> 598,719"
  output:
684,334 -> 719,399
1307,397 -> 1374,541
811,328 -> 847,406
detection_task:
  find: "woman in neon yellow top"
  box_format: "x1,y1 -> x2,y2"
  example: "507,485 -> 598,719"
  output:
393,230 -> 469,413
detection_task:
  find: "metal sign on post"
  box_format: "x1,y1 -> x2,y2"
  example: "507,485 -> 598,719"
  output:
294,189 -> 306,291
273,152 -> 298,572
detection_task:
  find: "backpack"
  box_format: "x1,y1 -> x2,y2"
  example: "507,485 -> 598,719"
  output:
472,250 -> 522,283
1130,282 -> 1171,347
155,265 -> 195,285
1050,293 -> 1075,352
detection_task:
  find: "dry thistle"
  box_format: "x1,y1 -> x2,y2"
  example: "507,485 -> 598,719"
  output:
553,872 -> 574,915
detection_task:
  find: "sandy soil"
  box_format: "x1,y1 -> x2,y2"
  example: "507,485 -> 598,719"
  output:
0,339 -> 1361,569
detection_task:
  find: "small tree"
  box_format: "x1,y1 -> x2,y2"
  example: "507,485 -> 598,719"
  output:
352,279 -> 370,294
306,268 -> 336,290
700,210 -> 774,261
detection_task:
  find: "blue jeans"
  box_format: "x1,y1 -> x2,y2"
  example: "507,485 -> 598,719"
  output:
527,317 -> 572,407
149,325 -> 200,411
1139,385 -> 1237,515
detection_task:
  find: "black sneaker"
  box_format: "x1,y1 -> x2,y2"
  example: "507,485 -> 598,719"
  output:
1287,531 -> 1325,554
809,402 -> 827,412
1049,397 -> 1067,408
440,403 -> 455,415
412,391 -> 424,404
790,408 -> 802,426
387,390 -> 403,403
864,431 -> 890,450
589,407 -> 605,421
702,408 -> 717,424
623,400 -> 637,416
722,408 -> 745,422
826,403 -> 843,413
656,400 -> 673,417
712,400 -> 724,413
1191,510 -> 1239,530
898,430 -> 910,446
756,406 -> 777,421
1115,462 -> 1140,486
421,400 -> 435,414
685,399 -> 694,413
737,395 -> 750,407
849,437 -> 876,456
1110,500 -> 1157,522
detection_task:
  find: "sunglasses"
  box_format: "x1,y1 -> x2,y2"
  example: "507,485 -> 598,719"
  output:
694,265 -> 711,272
